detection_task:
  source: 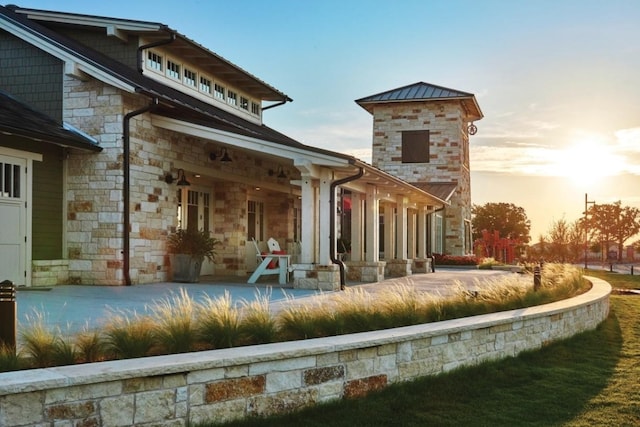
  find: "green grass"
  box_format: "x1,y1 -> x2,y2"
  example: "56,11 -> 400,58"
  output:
197,293 -> 640,427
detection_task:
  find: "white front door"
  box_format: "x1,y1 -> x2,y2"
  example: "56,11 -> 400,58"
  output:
0,155 -> 27,286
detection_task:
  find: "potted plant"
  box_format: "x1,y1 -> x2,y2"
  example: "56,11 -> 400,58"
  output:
167,228 -> 220,283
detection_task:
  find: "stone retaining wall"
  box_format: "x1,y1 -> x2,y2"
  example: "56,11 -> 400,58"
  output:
0,277 -> 610,426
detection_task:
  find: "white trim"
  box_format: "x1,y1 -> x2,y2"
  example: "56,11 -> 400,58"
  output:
0,146 -> 43,162
152,115 -> 351,168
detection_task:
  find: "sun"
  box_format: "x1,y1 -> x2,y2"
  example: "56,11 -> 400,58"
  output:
556,138 -> 624,188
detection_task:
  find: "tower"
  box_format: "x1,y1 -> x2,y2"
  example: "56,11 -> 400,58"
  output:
356,82 -> 483,255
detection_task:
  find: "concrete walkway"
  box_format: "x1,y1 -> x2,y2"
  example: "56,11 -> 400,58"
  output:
15,269 -> 520,334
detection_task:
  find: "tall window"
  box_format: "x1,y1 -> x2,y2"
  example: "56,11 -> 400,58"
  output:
147,51 -> 163,71
401,130 -> 430,163
166,60 -> 180,80
435,214 -> 443,253
247,200 -> 264,241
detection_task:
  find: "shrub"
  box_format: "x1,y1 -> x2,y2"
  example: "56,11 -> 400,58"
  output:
434,254 -> 479,266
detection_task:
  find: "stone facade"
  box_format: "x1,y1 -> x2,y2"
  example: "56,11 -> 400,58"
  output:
0,277 -> 611,426
61,78 -> 302,285
371,101 -> 473,255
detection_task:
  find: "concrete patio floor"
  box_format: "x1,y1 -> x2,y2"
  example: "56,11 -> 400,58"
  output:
15,269 -> 518,335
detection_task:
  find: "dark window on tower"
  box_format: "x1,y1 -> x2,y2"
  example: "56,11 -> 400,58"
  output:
401,130 -> 430,163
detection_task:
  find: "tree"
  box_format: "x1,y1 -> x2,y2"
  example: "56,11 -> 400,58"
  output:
546,217 -> 583,262
585,201 -> 640,262
472,202 -> 531,244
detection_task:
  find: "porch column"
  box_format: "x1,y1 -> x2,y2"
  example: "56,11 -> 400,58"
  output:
396,196 -> 408,260
318,168 -> 333,265
383,203 -> 395,260
407,208 -> 416,259
365,184 -> 379,262
300,175 -> 316,264
417,205 -> 427,258
350,192 -> 364,262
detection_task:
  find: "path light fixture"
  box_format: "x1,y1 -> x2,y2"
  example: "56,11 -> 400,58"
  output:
164,168 -> 191,187
209,147 -> 232,162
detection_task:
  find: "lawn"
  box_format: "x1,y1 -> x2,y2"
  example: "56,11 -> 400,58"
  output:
202,270 -> 640,427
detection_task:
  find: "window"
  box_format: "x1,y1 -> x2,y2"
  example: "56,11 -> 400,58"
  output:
251,102 -> 260,116
199,76 -> 212,94
147,51 -> 163,71
166,60 -> 180,80
214,83 -> 225,100
240,96 -> 249,111
401,130 -> 430,163
227,90 -> 237,106
183,68 -> 197,87
0,162 -> 21,198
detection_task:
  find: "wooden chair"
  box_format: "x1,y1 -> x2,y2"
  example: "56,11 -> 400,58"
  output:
247,238 -> 291,285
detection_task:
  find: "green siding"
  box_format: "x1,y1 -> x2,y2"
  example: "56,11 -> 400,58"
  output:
32,144 -> 64,260
0,30 -> 63,121
1,137 -> 64,260
57,28 -> 139,69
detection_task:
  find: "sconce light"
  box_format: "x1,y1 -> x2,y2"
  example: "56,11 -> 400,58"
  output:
164,168 -> 191,187
268,166 -> 287,179
209,147 -> 232,162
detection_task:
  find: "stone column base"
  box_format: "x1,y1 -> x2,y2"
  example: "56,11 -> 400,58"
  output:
412,258 -> 433,274
345,261 -> 386,283
32,260 -> 69,286
384,259 -> 412,277
291,264 -> 340,291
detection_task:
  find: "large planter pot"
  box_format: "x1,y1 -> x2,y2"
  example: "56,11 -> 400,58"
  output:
171,254 -> 204,283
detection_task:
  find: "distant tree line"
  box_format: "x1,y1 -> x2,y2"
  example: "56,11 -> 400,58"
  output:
472,201 -> 640,263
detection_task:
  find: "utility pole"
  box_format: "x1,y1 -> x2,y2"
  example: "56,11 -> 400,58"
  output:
584,193 -> 595,269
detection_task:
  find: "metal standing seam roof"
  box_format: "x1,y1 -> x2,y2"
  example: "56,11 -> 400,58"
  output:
355,81 -> 483,120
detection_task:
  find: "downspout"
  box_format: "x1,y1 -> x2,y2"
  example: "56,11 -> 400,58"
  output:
120,32 -> 176,285
122,98 -> 158,285
330,167 -> 364,290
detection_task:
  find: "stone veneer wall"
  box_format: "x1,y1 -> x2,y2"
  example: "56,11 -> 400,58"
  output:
0,277 -> 610,426
61,77 -> 301,285
370,101 -> 471,255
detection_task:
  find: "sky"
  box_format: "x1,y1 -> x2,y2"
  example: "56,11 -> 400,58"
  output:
14,0 -> 640,242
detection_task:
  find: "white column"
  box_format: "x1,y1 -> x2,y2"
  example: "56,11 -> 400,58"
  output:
300,175 -> 316,264
396,196 -> 408,260
407,208 -> 416,259
318,168 -> 333,265
365,185 -> 379,262
383,203 -> 395,260
417,205 -> 427,258
350,192 -> 364,262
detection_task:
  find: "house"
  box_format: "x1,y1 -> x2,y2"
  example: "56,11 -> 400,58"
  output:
0,5 -> 482,289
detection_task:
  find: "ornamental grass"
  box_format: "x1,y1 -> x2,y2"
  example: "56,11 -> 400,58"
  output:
3,263 -> 590,371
